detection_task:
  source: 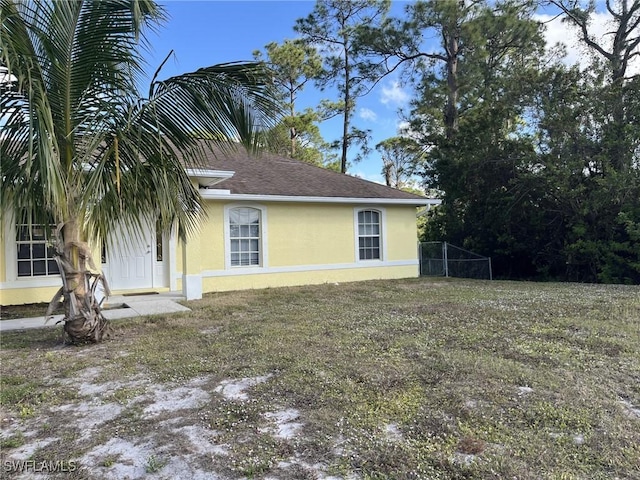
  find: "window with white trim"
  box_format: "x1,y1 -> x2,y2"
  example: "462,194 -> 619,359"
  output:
229,207 -> 262,267
16,224 -> 60,277
357,210 -> 381,260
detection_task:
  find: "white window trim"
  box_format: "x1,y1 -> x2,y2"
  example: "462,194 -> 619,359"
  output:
223,203 -> 268,270
353,207 -> 387,262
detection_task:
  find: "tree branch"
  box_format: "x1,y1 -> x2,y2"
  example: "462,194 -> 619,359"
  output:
550,0 -> 613,61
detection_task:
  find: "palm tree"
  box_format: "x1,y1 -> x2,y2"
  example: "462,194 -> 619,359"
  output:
0,0 -> 279,342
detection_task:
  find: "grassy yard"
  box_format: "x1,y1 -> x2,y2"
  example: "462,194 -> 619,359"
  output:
0,278 -> 639,479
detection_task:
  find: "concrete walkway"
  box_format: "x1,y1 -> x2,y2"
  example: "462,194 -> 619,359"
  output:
0,293 -> 190,332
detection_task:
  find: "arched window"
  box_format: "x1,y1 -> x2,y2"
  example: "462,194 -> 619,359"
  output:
357,209 -> 381,260
228,207 -> 262,267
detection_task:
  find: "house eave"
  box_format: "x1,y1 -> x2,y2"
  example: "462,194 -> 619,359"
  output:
198,190 -> 439,206
186,168 -> 235,187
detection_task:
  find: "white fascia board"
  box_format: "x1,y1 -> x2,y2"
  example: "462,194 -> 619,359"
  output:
198,191 -> 439,206
202,189 -> 231,195
186,168 -> 235,187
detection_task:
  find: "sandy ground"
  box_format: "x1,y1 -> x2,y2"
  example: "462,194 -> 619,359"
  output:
0,367 -> 351,480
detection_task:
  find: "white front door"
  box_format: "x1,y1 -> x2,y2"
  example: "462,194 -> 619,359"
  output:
106,222 -> 161,291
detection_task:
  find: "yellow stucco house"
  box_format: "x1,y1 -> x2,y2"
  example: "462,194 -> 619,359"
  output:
0,149 -> 435,306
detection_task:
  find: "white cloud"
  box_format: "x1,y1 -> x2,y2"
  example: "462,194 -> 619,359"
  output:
359,107 -> 378,121
535,11 -> 639,76
395,120 -> 427,141
380,80 -> 409,106
396,120 -> 411,135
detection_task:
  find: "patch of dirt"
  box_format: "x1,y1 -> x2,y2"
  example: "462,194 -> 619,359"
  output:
173,425 -> 229,456
6,437 -> 60,461
214,374 -> 273,401
51,401 -> 124,438
143,379 -> 211,417
619,399 -> 640,419
384,423 -> 403,442
82,438 -> 156,479
262,409 -> 303,439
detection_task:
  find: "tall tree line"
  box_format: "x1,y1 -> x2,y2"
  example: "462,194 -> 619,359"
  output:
353,0 -> 639,283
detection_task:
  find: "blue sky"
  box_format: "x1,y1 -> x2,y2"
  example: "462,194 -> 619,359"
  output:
144,1 -> 412,184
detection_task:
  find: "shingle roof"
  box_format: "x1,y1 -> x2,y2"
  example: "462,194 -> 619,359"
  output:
195,145 -> 427,202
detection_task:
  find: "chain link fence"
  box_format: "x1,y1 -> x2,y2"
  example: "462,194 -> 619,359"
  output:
419,242 -> 492,280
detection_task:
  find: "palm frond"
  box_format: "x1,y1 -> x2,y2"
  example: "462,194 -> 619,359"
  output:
146,62 -> 281,153
0,0 -> 65,227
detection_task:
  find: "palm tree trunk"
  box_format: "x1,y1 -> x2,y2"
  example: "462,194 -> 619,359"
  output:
48,220 -> 110,343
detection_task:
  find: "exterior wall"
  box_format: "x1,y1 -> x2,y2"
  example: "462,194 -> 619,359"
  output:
267,203 -> 355,266
384,205 -> 424,261
0,224 -> 61,305
185,201 -> 420,295
200,264 -> 418,293
1,284 -> 61,306
0,222 -> 104,306
1,201 -> 421,305
0,234 -> 5,284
